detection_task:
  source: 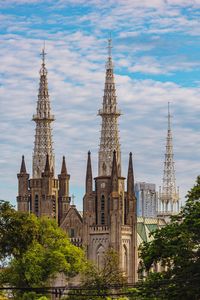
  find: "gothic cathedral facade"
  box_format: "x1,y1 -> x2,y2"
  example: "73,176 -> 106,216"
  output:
17,40 -> 137,283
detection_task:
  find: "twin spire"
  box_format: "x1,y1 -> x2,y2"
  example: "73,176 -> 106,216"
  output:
32,46 -> 55,179
27,39 -> 134,197
98,38 -> 121,177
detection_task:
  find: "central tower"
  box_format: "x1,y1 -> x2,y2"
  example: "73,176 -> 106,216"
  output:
98,38 -> 121,176
83,39 -> 137,283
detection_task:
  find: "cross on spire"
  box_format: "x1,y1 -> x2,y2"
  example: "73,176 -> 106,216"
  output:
107,36 -> 112,58
168,101 -> 172,131
40,41 -> 47,65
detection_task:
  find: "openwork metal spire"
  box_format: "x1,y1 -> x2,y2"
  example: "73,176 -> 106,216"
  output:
32,46 -> 55,178
159,103 -> 179,216
98,38 -> 121,176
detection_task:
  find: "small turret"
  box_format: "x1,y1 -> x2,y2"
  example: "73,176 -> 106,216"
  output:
17,155 -> 29,212
61,156 -> 67,175
127,152 -> 134,197
20,155 -> 27,173
58,156 -> 70,224
111,150 -> 118,192
86,151 -> 93,194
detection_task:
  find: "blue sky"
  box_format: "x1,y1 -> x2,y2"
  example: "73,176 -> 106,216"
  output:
1,0 -> 200,209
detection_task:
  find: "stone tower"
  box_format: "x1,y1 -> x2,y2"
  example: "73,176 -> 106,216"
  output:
98,38 -> 121,176
17,48 -> 70,222
17,155 -> 29,212
83,39 -> 137,283
32,47 -> 55,179
158,102 -> 179,219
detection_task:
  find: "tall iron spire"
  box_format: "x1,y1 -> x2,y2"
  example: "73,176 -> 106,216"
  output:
32,46 -> 55,178
98,38 -> 121,176
159,102 -> 179,216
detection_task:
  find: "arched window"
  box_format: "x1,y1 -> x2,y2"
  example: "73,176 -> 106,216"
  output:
101,212 -> 105,225
96,245 -> 105,269
101,195 -> 105,225
122,245 -> 128,275
101,195 -> 105,211
35,194 -> 39,216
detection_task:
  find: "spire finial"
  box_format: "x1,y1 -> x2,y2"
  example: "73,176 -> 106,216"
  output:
168,101 -> 171,131
108,34 -> 112,58
86,150 -> 93,193
61,156 -> 67,175
20,155 -> 27,173
127,152 -> 134,196
41,41 -> 46,66
106,36 -> 113,69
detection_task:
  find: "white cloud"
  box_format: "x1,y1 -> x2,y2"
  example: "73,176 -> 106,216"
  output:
0,1 -> 200,211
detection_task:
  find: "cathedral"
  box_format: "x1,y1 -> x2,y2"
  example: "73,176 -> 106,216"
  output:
17,39 -> 179,284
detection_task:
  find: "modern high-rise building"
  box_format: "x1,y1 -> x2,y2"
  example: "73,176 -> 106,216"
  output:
135,182 -> 157,218
17,40 -> 137,283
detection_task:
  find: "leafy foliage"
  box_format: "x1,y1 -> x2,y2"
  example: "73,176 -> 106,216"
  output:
139,176 -> 200,299
65,248 -> 126,300
0,201 -> 86,299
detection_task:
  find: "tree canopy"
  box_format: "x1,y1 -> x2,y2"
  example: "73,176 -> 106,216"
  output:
65,248 -> 127,300
0,201 -> 86,299
138,176 -> 200,299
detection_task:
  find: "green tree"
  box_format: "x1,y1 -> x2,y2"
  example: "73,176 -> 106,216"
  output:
65,248 -> 127,300
138,176 -> 200,300
0,201 -> 86,299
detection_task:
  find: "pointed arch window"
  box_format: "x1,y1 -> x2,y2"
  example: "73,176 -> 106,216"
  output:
35,194 -> 39,216
97,245 -> 105,269
101,195 -> 105,211
122,244 -> 128,275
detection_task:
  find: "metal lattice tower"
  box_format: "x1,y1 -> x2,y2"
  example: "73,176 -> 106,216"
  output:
32,47 -> 55,178
159,103 -> 179,216
98,38 -> 121,176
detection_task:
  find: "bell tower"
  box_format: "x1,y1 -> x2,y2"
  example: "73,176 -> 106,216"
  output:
17,47 -> 70,223
83,39 -> 137,283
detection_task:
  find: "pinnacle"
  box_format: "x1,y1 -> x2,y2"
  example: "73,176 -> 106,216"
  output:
127,152 -> 134,196
20,155 -> 27,173
44,154 -> 50,173
86,151 -> 93,193
61,156 -> 67,175
111,150 -> 118,177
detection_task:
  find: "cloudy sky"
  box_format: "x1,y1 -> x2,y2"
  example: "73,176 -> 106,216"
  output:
1,0 -> 200,210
